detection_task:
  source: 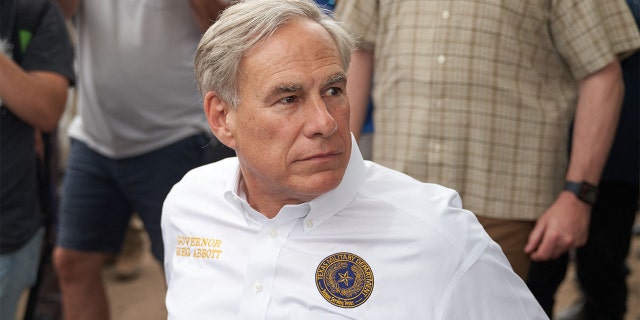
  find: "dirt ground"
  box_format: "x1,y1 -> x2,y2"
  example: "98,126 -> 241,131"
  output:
101,225 -> 640,320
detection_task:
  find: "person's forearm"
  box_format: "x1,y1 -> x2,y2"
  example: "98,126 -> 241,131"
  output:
0,53 -> 69,132
525,62 -> 623,260
566,59 -> 624,185
346,49 -> 374,140
55,0 -> 80,19
188,0 -> 231,33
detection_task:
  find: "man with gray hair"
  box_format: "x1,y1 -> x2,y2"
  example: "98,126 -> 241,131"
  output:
161,0 -> 547,318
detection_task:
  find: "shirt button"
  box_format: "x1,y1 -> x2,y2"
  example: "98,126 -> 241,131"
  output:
441,10 -> 450,19
437,55 -> 446,64
269,228 -> 279,238
253,282 -> 263,292
431,143 -> 442,153
306,219 -> 314,228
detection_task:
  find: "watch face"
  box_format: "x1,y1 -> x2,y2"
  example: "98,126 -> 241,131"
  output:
580,184 -> 597,203
578,183 -> 598,204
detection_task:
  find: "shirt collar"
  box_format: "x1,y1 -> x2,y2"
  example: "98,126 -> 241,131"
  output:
305,135 -> 366,232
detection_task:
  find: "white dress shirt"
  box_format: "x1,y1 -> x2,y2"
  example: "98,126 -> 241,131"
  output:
162,140 -> 548,319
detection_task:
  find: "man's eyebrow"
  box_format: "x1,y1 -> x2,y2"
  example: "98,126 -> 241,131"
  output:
276,83 -> 304,93
326,73 -> 346,86
263,82 -> 303,102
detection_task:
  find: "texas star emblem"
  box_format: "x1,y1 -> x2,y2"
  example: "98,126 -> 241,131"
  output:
315,252 -> 374,308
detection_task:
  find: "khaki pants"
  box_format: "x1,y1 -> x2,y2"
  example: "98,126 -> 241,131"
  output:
476,216 -> 536,280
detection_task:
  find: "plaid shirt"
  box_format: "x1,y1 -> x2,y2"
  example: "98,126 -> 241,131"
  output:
336,0 -> 640,220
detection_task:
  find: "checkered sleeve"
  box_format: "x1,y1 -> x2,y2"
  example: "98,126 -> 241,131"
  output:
335,0 -> 378,52
550,0 -> 640,80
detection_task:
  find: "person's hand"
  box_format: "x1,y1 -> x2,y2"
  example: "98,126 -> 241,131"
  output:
524,192 -> 591,261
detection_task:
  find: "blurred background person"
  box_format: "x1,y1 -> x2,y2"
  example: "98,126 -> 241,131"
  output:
51,1 -> 233,319
527,0 -> 640,318
0,0 -> 74,319
336,0 -> 640,282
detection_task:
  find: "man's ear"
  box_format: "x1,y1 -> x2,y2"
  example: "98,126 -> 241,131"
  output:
203,91 -> 236,149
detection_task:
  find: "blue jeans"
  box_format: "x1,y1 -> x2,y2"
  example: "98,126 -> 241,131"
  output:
0,228 -> 44,320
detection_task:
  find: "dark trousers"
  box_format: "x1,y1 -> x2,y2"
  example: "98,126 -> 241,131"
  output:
527,182 -> 639,319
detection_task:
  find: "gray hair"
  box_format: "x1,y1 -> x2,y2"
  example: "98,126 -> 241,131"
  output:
194,0 -> 355,108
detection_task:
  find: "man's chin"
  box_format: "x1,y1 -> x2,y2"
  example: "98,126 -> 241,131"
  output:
293,171 -> 344,195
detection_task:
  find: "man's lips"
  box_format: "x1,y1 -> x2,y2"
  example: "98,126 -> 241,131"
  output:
298,151 -> 341,161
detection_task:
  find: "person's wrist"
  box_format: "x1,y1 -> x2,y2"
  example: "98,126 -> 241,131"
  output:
563,180 -> 598,205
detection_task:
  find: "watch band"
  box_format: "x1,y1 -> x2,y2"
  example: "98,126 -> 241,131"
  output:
563,181 -> 599,205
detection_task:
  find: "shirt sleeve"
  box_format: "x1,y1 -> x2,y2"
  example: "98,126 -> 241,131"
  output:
335,0 -> 378,52
21,2 -> 75,85
438,242 -> 549,319
550,0 -> 640,80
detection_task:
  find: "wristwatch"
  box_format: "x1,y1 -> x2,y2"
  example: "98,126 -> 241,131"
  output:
563,181 -> 599,205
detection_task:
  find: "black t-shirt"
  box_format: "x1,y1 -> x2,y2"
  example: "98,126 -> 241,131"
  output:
0,0 -> 75,254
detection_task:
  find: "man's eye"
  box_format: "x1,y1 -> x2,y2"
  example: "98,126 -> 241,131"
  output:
279,96 -> 298,104
325,87 -> 342,96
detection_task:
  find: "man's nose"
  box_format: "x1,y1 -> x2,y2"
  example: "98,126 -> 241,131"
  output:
303,97 -> 338,137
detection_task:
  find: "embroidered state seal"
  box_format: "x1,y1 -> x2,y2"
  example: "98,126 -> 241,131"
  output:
315,252 -> 374,308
